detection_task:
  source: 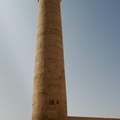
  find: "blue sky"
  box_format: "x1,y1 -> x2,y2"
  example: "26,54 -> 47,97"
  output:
0,0 -> 120,120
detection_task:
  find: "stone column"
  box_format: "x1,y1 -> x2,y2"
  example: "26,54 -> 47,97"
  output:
32,0 -> 67,120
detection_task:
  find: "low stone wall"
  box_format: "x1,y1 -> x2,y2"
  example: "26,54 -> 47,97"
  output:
68,116 -> 120,120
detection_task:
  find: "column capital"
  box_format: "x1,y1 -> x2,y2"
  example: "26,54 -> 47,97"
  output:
38,0 -> 62,3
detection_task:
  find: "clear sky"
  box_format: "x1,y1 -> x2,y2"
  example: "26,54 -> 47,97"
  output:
0,0 -> 120,120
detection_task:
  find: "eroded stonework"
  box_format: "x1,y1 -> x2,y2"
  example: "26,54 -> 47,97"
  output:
68,117 -> 120,120
32,0 -> 67,120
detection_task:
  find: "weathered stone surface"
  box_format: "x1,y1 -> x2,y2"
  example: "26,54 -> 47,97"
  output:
32,0 -> 67,120
68,117 -> 120,120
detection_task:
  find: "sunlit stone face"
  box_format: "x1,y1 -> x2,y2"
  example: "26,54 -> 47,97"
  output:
32,0 -> 67,120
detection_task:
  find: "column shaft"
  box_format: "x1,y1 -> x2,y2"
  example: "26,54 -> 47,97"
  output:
32,0 -> 67,120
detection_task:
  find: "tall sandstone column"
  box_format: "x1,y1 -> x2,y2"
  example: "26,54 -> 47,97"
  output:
32,0 -> 67,120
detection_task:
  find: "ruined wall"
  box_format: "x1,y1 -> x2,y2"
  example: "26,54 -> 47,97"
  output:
68,117 -> 120,120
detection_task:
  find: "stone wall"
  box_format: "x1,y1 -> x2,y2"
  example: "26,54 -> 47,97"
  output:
68,116 -> 120,120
